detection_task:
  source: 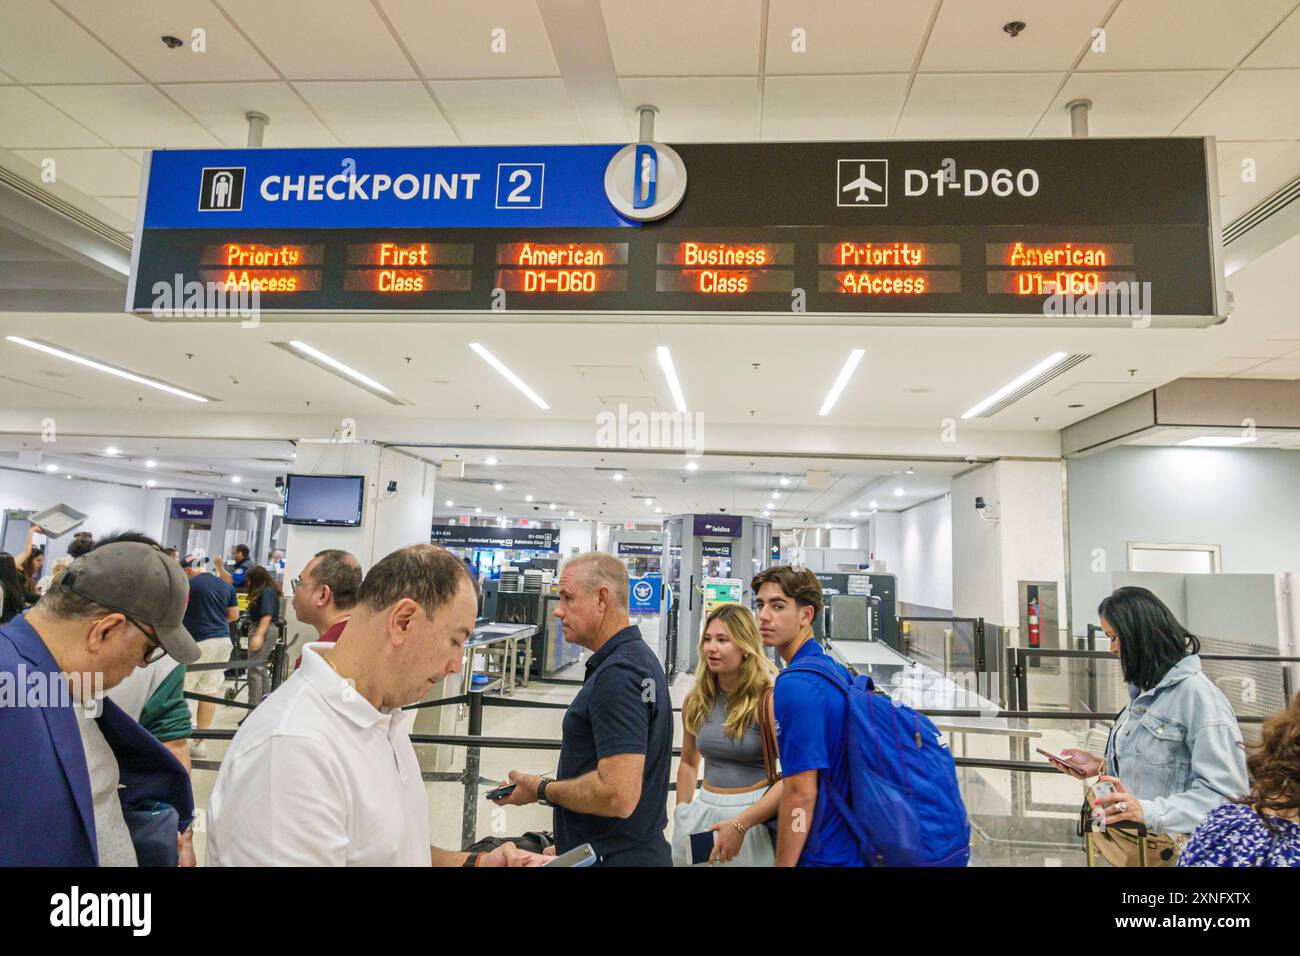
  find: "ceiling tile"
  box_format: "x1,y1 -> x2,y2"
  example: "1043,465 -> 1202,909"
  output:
764,0 -> 935,74
1234,358 -> 1300,378
1175,69 -> 1300,140
602,0 -> 762,76
33,84 -> 221,147
897,73 -> 1063,139
12,147 -> 140,195
618,77 -> 758,141
0,87 -> 108,148
762,74 -> 908,140
1243,4 -> 1300,68
920,0 -> 1112,72
431,79 -> 582,143
1033,71 -> 1226,137
1079,0 -> 1297,71
59,0 -> 278,82
161,82 -> 338,147
294,81 -> 456,145
1188,357 -> 1270,376
0,0 -> 139,83
92,196 -> 142,227
378,0 -> 560,78
1214,140 -> 1300,223
217,0 -> 416,80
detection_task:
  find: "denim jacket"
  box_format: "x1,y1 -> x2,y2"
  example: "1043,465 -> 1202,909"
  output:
1105,655 -> 1248,835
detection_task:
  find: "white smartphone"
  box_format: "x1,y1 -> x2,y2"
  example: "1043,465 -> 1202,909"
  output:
543,843 -> 597,867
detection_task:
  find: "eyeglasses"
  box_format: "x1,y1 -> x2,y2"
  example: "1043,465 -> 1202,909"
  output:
125,614 -> 167,664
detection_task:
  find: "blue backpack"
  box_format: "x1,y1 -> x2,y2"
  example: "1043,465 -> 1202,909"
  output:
785,652 -> 970,867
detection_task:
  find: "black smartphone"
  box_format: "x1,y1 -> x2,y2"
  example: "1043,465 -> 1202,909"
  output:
485,783 -> 517,801
689,830 -> 715,865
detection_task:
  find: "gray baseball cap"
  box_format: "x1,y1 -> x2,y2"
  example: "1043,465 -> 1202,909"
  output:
59,542 -> 201,665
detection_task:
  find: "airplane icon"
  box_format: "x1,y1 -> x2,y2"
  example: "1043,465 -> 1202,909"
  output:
841,164 -> 883,203
836,158 -> 888,207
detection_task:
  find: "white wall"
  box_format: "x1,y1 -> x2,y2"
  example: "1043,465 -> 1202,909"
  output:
898,494 -> 953,611
869,511 -> 902,572
560,520 -> 594,556
1068,446 -> 1300,636
0,469 -> 148,560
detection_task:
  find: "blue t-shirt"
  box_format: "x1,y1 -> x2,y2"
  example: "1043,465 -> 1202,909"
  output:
774,640 -> 865,866
183,573 -> 238,641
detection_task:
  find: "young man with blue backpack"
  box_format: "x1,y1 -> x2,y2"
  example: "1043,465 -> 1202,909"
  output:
753,566 -> 970,867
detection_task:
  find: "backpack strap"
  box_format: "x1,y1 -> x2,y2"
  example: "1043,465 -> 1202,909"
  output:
758,685 -> 779,786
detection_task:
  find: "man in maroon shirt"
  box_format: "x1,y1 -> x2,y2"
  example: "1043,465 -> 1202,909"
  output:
291,549 -> 361,667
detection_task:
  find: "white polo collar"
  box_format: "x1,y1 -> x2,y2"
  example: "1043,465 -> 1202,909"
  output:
299,641 -> 411,734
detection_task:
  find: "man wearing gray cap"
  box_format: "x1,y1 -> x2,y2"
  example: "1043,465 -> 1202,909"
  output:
0,539 -> 201,866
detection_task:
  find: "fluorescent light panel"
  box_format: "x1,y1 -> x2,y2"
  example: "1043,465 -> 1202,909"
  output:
961,352 -> 1070,420
6,336 -> 211,403
657,346 -> 687,413
275,341 -> 409,406
469,343 -> 549,410
1178,436 -> 1253,447
819,349 -> 865,416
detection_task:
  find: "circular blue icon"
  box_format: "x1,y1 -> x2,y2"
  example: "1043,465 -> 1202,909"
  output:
633,581 -> 654,601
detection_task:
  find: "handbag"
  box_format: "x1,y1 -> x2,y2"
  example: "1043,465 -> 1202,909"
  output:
1078,762 -> 1183,867
756,686 -> 781,841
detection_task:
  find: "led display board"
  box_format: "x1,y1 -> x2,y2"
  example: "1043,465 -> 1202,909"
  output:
129,139 -> 1225,327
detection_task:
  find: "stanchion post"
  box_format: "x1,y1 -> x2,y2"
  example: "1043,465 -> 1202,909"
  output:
461,688 -> 484,849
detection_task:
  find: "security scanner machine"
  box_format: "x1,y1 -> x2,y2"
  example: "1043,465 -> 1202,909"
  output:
813,571 -> 899,649
660,513 -> 773,678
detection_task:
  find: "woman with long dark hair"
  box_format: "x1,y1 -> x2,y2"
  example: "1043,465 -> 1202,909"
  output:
244,564 -> 282,706
1050,586 -> 1249,859
0,553 -> 27,624
1180,692 -> 1300,866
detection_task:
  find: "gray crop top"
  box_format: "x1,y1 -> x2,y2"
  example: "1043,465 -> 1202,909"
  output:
695,694 -> 768,789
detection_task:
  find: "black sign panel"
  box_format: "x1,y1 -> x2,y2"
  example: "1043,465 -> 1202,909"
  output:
132,139 -> 1220,325
702,541 -> 734,559
431,524 -> 558,552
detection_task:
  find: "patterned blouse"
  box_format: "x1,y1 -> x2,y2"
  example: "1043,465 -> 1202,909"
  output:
1179,802 -> 1300,867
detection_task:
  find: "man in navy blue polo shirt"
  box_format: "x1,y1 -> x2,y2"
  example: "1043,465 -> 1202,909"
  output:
754,565 -> 864,867
493,552 -> 671,866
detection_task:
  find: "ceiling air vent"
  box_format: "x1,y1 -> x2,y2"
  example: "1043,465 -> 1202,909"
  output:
968,353 -> 1090,419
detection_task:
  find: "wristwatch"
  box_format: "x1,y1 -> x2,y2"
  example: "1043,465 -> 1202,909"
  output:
537,775 -> 553,807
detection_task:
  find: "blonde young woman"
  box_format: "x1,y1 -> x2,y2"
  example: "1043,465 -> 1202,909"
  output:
673,603 -> 783,866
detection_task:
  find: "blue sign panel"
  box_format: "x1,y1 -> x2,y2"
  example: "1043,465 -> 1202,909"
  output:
170,497 -> 213,520
629,573 -> 662,615
143,145 -> 634,230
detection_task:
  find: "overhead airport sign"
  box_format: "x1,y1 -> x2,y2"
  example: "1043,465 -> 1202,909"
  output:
129,139 -> 1225,327
431,524 -> 559,552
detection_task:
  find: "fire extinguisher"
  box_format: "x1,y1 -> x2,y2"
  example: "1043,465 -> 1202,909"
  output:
1028,597 -> 1040,647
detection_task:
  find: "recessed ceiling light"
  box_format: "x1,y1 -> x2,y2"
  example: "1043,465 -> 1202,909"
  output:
905,466 -> 915,475
494,482 -> 504,491
469,343 -> 549,410
961,352 -> 1070,419
869,500 -> 878,508
146,479 -> 156,487
770,491 -> 780,499
6,336 -> 211,403
894,487 -> 904,496
283,340 -> 402,404
779,476 -> 791,485
475,507 -> 483,514
612,473 -> 624,481
445,500 -> 454,507
685,461 -> 699,471
657,346 -> 688,413
104,447 -> 120,456
44,463 -> 57,473
65,474 -> 72,480
485,456 -> 498,465
851,510 -> 859,518
231,475 -> 241,484
145,460 -> 157,468
549,503 -> 557,510
654,507 -> 662,514
644,498 -> 653,506
568,510 -> 575,517
525,494 -> 534,502
819,348 -> 865,416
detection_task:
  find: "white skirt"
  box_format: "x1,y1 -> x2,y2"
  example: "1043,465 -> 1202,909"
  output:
670,786 -> 775,867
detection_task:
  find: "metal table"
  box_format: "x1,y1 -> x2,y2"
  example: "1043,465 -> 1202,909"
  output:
460,623 -> 537,696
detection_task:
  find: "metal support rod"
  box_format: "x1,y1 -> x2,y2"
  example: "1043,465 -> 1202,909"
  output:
636,104 -> 658,143
1066,99 -> 1091,138
245,110 -> 270,148
460,689 -> 484,850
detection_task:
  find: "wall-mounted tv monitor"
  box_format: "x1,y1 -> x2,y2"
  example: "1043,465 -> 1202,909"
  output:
282,474 -> 365,527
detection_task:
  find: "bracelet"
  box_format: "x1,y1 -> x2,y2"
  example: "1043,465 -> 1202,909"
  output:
731,819 -> 747,835
463,851 -> 483,868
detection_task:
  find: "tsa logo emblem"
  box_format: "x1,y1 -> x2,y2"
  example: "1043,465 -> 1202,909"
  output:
604,142 -> 687,221
633,580 -> 654,602
198,167 -> 245,211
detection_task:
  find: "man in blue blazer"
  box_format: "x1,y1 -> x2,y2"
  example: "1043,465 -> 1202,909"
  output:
0,540 -> 201,866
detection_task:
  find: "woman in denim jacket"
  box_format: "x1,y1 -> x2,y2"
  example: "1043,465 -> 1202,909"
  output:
1050,587 -> 1248,837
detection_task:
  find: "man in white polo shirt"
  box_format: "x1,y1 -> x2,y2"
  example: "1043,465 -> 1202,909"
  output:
206,544 -> 542,867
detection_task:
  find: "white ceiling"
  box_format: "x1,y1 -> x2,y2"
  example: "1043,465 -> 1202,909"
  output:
0,0 -> 1295,231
